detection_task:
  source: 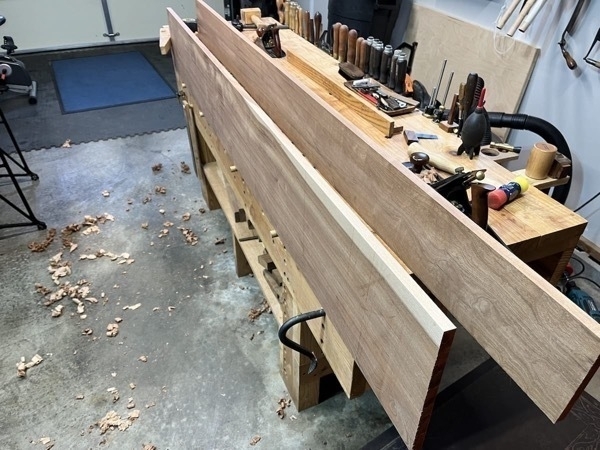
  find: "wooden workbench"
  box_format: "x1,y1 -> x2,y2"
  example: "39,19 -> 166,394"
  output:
166,3 -> 600,448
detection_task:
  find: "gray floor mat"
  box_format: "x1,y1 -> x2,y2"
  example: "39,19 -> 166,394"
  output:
0,41 -> 185,152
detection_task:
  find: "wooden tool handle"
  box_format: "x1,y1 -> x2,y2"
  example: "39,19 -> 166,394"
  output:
314,12 -> 322,44
251,14 -> 265,30
507,0 -> 537,37
283,1 -> 290,25
332,22 -> 341,59
308,18 -> 315,44
496,0 -> 521,29
407,143 -> 463,174
303,11 -> 310,40
338,25 -> 349,62
471,183 -> 496,230
359,38 -> 368,73
347,29 -> 358,64
277,0 -> 286,24
525,142 -> 557,179
355,36 -> 364,68
297,7 -> 303,36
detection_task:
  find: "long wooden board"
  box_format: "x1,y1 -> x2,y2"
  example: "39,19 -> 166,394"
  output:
193,0 -> 600,424
168,10 -> 456,449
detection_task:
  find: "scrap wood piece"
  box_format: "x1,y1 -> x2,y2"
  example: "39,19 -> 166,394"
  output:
97,410 -> 140,434
178,227 -> 198,245
16,354 -> 43,377
155,186 -> 167,195
249,436 -> 261,446
180,161 -> 191,174
106,323 -> 119,337
152,163 -> 163,173
248,299 -> 271,322
143,444 -> 157,450
188,4 -> 600,429
28,228 -> 57,252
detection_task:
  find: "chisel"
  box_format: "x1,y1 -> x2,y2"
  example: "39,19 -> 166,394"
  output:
308,18 -> 315,44
347,29 -> 358,64
314,12 -> 322,46
297,6 -> 303,36
496,0 -> 521,30
338,24 -> 349,62
507,0 -> 537,37
332,22 -> 341,59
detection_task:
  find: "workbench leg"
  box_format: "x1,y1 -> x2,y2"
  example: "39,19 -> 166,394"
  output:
280,299 -> 331,411
183,100 -> 220,211
233,235 -> 252,277
529,249 -> 573,285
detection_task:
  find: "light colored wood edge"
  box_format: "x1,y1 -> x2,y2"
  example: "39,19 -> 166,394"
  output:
285,47 -> 395,138
159,25 -> 171,55
194,0 -> 600,423
192,106 -> 366,399
170,9 -> 455,448
512,169 -> 570,190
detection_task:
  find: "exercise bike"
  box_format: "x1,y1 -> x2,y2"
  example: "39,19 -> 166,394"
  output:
0,15 -> 37,104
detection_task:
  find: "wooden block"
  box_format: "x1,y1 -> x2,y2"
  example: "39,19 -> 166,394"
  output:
190,1 -> 600,428
240,7 -> 261,25
549,152 -> 572,180
257,253 -> 277,272
159,26 -> 171,55
169,11 -> 455,448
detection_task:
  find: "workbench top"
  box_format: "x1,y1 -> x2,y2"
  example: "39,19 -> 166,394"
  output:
270,30 -> 586,274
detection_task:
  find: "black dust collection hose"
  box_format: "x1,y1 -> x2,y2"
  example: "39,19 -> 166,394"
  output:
487,112 -> 572,204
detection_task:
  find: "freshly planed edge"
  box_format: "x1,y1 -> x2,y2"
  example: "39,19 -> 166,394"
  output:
168,10 -> 456,449
193,0 -> 600,423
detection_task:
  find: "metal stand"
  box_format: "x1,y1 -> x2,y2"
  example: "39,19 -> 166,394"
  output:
0,106 -> 46,230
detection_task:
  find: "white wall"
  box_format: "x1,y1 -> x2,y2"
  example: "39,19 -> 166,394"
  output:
413,0 -> 600,243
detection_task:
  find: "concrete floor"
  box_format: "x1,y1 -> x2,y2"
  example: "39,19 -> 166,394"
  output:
0,130 -> 396,449
3,128 -> 598,449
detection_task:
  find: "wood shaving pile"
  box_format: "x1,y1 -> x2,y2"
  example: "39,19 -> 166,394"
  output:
28,228 -> 57,252
158,229 -> 169,238
154,185 -> 166,194
16,354 -> 43,377
248,300 -> 271,322
276,397 -> 292,419
182,212 -> 191,221
180,161 -> 191,174
97,409 -> 140,434
250,436 -> 261,446
178,227 -> 198,245
418,168 -> 441,184
152,163 -> 163,173
106,323 -> 119,337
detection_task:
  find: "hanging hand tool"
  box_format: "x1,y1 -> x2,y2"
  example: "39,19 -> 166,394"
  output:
559,0 -> 587,70
338,25 -> 349,62
584,27 -> 600,68
276,0 -> 286,23
355,36 -> 364,68
278,309 -> 326,374
308,18 -> 314,44
332,22 -> 341,59
297,6 -> 303,36
358,38 -> 368,73
520,0 -> 548,32
507,0 -> 538,37
314,12 -> 322,47
496,0 -> 522,30
457,87 -> 487,159
283,1 -> 290,26
303,10 -> 310,40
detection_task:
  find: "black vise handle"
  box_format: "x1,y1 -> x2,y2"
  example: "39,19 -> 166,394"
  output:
278,309 -> 326,375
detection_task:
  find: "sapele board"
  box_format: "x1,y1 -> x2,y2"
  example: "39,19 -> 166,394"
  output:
193,0 -> 600,424
168,10 -> 456,449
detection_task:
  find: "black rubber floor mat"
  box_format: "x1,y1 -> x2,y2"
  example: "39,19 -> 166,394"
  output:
0,42 -> 185,152
363,359 -> 600,450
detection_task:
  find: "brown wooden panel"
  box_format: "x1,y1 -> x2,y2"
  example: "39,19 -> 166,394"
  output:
193,1 -> 600,424
168,10 -> 455,449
